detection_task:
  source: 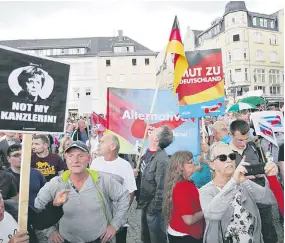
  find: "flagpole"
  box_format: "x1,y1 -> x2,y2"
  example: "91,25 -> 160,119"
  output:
135,55 -> 167,171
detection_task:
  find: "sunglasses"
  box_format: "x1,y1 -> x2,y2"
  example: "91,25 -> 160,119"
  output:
214,153 -> 236,162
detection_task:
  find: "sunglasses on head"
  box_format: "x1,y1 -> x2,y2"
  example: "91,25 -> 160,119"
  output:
214,153 -> 236,162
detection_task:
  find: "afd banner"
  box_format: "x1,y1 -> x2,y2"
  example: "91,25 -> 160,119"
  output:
107,88 -> 200,155
177,49 -> 225,118
250,111 -> 284,133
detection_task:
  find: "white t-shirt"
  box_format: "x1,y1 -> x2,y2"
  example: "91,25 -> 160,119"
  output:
0,212 -> 18,243
86,137 -> 99,154
90,156 -> 137,193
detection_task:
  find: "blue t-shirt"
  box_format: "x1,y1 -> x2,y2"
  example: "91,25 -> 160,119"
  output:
80,130 -> 88,143
6,168 -> 46,205
190,156 -> 212,188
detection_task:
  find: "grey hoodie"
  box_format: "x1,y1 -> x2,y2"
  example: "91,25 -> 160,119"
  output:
34,171 -> 129,243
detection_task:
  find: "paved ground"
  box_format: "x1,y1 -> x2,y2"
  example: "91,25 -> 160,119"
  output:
127,202 -> 284,243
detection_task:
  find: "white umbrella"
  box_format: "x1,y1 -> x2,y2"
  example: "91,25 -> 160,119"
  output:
226,102 -> 256,112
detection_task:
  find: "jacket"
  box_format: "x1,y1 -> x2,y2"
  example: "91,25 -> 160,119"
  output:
137,149 -> 169,214
4,199 -> 64,243
34,169 -> 129,243
71,128 -> 89,142
199,178 -> 276,243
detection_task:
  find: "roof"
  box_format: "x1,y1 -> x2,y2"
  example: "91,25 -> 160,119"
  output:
248,11 -> 278,20
224,1 -> 247,16
193,30 -> 203,37
0,36 -> 156,57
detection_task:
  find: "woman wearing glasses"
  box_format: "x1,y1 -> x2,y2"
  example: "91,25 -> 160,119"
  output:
199,142 -> 278,243
163,151 -> 204,243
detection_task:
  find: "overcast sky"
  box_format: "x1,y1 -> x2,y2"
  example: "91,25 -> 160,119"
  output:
0,0 -> 283,51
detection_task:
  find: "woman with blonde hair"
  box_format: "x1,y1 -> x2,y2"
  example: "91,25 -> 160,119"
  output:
163,151 -> 204,243
199,142 -> 278,243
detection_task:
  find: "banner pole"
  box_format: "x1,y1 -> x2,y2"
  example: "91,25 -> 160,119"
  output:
200,117 -> 206,166
18,134 -> 33,233
136,55 -> 167,170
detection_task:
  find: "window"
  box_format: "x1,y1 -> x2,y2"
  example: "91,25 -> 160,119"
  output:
264,19 -> 267,27
233,49 -> 242,61
270,86 -> 280,95
253,17 -> 257,26
106,75 -> 111,82
73,88 -> 80,100
270,51 -> 278,63
232,18 -> 235,24
244,48 -> 247,60
270,35 -> 277,45
270,20 -> 274,28
260,18 -> 264,27
254,69 -> 266,83
228,51 -> 231,62
233,34 -> 240,42
245,68 -> 248,81
126,47 -> 129,52
234,69 -> 242,82
229,70 -> 232,83
132,73 -> 138,81
132,59 -> 137,66
106,59 -> 111,67
255,50 -> 264,61
85,87 -> 91,96
269,69 -> 280,83
145,58 -> 150,65
119,74 -> 125,82
254,86 -> 266,93
253,32 -> 262,43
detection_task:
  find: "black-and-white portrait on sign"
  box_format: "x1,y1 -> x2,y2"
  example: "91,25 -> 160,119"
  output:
9,64 -> 54,103
0,46 -> 70,133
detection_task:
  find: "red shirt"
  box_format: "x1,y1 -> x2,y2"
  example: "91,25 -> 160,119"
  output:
169,180 -> 204,239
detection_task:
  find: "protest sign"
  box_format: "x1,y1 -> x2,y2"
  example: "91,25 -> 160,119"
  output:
177,49 -> 225,118
0,45 -> 70,133
251,118 -> 278,146
107,88 -> 200,155
250,111 -> 284,133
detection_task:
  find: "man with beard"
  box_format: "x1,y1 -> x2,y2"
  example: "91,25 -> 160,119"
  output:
31,135 -> 64,182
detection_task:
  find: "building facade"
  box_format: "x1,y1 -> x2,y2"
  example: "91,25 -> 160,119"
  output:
158,1 -> 284,102
0,30 -> 157,116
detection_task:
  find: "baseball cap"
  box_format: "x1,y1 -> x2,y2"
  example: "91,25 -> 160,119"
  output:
64,141 -> 89,153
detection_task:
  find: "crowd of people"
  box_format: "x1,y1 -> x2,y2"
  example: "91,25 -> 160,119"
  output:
0,108 -> 284,243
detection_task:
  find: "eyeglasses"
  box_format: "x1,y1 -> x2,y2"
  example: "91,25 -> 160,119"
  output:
214,153 -> 236,162
9,153 -> 21,158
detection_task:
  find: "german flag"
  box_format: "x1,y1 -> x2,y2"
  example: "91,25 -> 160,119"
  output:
165,16 -> 189,94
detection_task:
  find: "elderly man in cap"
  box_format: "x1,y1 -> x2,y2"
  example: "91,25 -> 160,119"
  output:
35,141 -> 129,243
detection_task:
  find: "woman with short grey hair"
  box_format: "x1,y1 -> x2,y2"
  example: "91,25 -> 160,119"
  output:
199,142 -> 278,243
